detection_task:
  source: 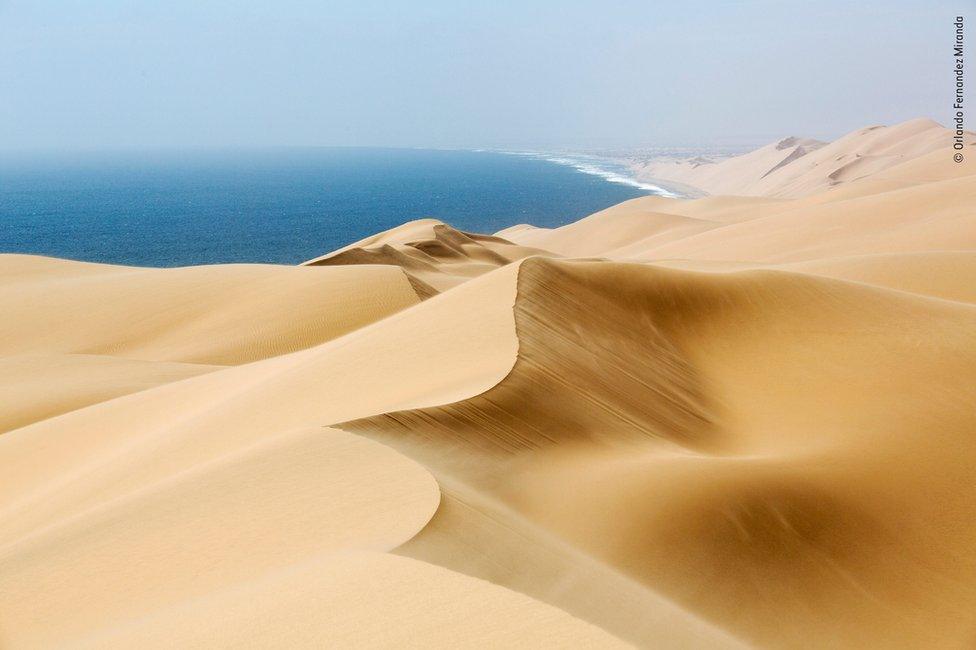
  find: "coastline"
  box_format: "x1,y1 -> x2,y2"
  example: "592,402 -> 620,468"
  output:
493,150 -> 691,198
0,148 -> 650,268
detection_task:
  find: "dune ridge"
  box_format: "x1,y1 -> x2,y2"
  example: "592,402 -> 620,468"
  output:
1,121 -> 975,648
304,218 -> 553,291
340,257 -> 718,455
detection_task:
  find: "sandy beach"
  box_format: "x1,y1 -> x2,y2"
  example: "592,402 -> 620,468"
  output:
2,118 -> 975,648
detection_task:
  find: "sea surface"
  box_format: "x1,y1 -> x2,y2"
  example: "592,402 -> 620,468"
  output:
0,148 -> 672,267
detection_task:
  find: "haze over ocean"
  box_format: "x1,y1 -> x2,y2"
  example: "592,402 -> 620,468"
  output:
0,148 -> 665,267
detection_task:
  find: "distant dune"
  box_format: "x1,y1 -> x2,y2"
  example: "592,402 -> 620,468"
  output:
1,120 -> 975,648
633,117 -> 975,197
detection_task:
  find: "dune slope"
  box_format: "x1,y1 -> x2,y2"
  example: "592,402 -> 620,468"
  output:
0,255 -> 424,364
68,552 -> 630,649
0,353 -> 218,434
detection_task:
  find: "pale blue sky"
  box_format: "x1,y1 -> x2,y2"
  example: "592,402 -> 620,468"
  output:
0,0 -> 967,149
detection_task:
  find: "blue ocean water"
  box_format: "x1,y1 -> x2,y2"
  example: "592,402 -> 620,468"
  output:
0,148 -> 667,267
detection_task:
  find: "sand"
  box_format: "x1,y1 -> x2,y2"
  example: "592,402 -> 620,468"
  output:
1,118 -> 974,648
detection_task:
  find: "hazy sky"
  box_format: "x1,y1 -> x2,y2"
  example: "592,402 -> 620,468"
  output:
0,0 -> 967,149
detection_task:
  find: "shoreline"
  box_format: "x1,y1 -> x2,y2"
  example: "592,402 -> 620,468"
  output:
0,148 -> 646,268
492,149 -> 689,198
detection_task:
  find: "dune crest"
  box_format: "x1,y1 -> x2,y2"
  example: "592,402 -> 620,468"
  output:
341,257 -> 717,455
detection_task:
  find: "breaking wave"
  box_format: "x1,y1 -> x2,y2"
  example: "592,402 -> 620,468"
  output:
498,151 -> 680,198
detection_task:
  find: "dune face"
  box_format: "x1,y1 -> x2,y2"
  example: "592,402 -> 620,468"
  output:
342,258 -> 976,648
2,121 -> 976,648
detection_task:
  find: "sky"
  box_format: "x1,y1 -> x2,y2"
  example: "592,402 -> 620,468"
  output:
0,0 -> 968,150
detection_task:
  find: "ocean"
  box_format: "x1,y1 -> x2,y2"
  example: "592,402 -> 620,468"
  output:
0,148 -> 672,267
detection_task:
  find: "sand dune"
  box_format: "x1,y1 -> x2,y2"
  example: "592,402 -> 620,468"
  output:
2,122 -> 975,647
643,173 -> 976,263
0,255 -> 423,364
783,250 -> 976,303
68,552 -> 630,649
304,218 -> 553,291
0,260 -> 732,648
504,169 -> 976,263
495,199 -> 721,258
637,118 -> 974,197
0,264 -> 520,539
342,257 -> 976,648
0,353 -> 218,433
0,253 -> 425,432
635,135 -> 826,196
0,427 -> 442,647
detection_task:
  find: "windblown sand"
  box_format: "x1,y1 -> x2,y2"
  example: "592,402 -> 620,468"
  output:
1,119 -> 975,648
